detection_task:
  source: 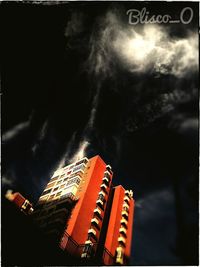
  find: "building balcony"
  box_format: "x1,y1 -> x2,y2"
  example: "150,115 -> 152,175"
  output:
120,218 -> 128,227
119,227 -> 127,236
75,157 -> 89,166
125,190 -> 133,198
123,202 -> 129,209
96,199 -> 104,208
98,191 -> 106,197
100,184 -> 108,191
88,228 -> 97,236
104,170 -> 111,179
85,240 -> 92,244
72,163 -> 86,174
116,246 -> 124,265
102,177 -> 110,185
123,196 -> 130,203
122,210 -> 129,219
94,207 -> 101,217
106,165 -> 113,174
118,236 -> 126,245
116,256 -> 123,265
91,217 -> 99,226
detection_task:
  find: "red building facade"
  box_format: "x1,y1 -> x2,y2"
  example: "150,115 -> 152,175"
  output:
34,155 -> 135,265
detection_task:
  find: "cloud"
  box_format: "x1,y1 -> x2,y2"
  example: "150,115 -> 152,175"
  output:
2,121 -> 30,143
86,11 -> 198,79
113,25 -> 198,77
31,120 -> 49,154
70,140 -> 90,163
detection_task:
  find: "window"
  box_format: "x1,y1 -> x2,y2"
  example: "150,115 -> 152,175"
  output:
56,180 -> 63,185
66,177 -> 81,186
48,194 -> 55,200
123,206 -> 129,212
75,158 -> 88,166
41,189 -> 52,196
72,164 -> 85,173
104,171 -> 111,179
98,194 -> 104,202
56,192 -> 62,197
53,187 -> 59,192
59,184 -> 65,190
46,181 -> 56,189
69,165 -> 74,170
50,176 -> 59,182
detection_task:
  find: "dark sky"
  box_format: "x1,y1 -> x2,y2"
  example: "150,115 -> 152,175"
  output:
1,1 -> 199,265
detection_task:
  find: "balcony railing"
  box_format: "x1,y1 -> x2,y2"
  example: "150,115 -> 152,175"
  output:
104,171 -> 111,179
98,191 -> 106,197
72,163 -> 86,174
96,199 -> 104,208
118,236 -> 126,245
91,218 -> 99,226
122,210 -> 129,219
102,177 -> 110,185
100,184 -> 107,191
88,228 -> 96,236
120,218 -> 128,227
119,227 -> 127,236
59,232 -> 115,264
123,202 -> 129,209
124,195 -> 130,203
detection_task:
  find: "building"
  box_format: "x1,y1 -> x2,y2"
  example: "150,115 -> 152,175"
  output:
5,190 -> 34,215
33,155 -> 135,265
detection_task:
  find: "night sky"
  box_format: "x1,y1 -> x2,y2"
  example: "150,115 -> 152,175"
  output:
1,1 -> 199,265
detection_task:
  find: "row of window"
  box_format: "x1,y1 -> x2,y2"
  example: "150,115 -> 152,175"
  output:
42,176 -> 82,197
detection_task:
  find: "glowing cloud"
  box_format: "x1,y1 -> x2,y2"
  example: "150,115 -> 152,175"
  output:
70,140 -> 90,162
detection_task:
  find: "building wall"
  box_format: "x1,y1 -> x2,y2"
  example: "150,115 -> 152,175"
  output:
33,155 -> 134,265
60,155 -> 113,257
103,186 -> 134,265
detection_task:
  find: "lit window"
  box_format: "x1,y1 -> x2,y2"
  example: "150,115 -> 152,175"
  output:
98,194 -> 104,202
59,184 -> 65,190
50,176 -> 59,182
56,180 -> 63,185
123,206 -> 129,212
66,177 -> 81,186
48,194 -> 55,200
56,192 -> 62,197
53,187 -> 59,192
116,247 -> 124,265
41,189 -> 52,196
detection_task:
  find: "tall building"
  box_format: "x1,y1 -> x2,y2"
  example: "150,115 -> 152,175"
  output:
33,155 -> 135,265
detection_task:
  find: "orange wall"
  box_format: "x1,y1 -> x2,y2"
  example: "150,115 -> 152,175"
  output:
104,186 -> 135,265
61,155 -> 113,253
104,186 -> 125,258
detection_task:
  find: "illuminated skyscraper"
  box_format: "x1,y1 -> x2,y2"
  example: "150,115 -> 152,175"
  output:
33,155 -> 135,265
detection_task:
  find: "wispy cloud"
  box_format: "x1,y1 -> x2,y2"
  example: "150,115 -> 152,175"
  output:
2,121 -> 30,143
